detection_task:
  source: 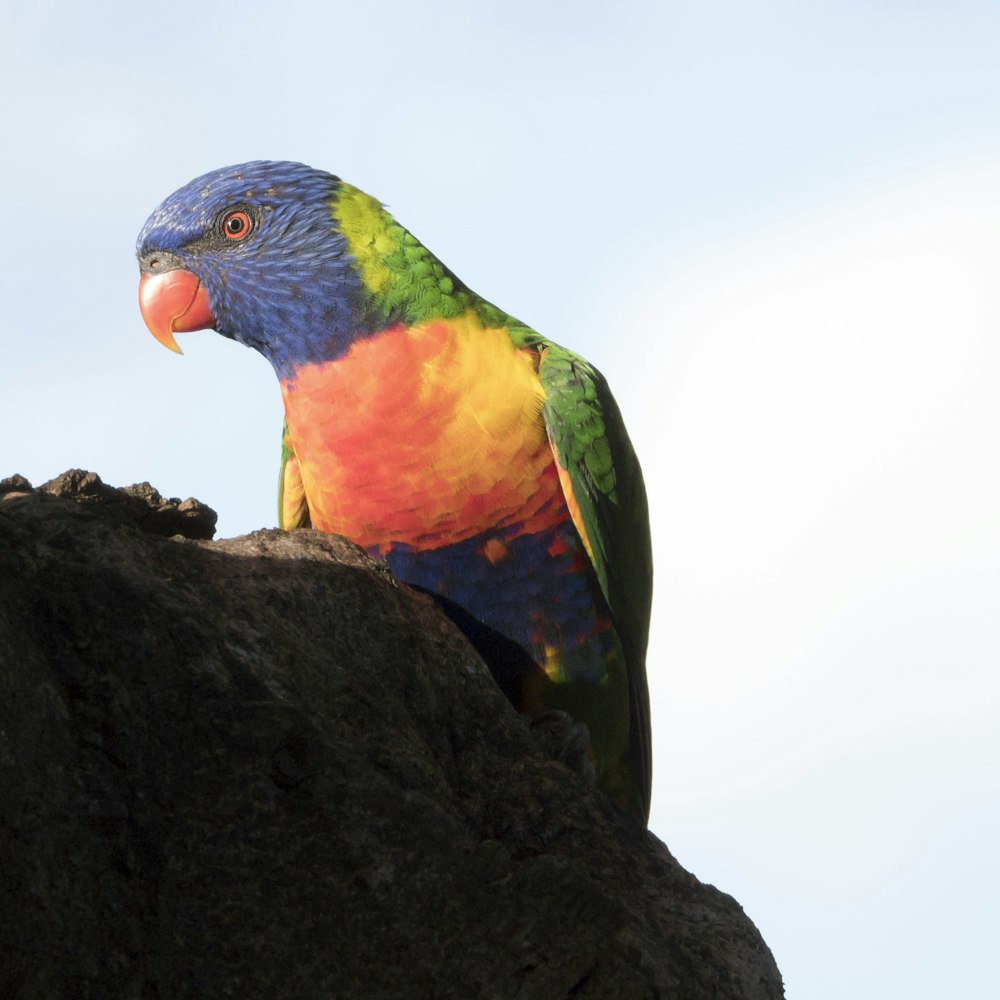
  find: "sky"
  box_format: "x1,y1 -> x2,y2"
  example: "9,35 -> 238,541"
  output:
2,1 -> 999,995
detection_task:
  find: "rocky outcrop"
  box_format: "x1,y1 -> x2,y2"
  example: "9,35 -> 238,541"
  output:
0,471 -> 783,999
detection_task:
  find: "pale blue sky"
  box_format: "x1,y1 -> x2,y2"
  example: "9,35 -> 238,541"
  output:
3,2 -> 999,996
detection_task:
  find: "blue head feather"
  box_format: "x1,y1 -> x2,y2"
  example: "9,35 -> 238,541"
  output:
136,160 -> 371,378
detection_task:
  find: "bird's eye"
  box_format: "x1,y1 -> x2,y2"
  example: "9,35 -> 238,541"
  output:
221,210 -> 253,240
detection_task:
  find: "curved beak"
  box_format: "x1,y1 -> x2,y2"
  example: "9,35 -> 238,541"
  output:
138,268 -> 216,354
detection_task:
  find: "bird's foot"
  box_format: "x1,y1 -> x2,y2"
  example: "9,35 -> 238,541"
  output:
529,710 -> 596,782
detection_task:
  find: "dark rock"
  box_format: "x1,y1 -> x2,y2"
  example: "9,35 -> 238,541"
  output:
0,473 -> 32,495
39,469 -> 218,539
0,472 -> 783,1000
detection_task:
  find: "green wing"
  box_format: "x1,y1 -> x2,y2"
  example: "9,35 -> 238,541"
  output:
537,342 -> 654,821
278,420 -> 312,530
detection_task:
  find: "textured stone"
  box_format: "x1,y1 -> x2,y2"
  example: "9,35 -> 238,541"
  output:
0,472 -> 783,1000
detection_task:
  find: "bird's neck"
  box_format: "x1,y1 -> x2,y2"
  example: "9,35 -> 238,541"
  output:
332,187 -> 544,354
333,183 -> 484,329
244,183 -> 542,378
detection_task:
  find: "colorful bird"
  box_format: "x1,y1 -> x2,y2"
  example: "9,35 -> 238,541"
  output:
136,162 -> 653,823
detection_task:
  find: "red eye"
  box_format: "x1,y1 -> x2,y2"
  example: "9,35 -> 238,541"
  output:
221,210 -> 252,240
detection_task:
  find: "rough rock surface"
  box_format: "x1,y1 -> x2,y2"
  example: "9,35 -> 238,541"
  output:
0,471 -> 784,1000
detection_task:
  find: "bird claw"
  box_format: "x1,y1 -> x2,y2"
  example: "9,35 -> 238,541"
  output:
530,710 -> 596,781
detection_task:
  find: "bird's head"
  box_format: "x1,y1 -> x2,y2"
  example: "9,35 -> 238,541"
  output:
136,160 -> 374,375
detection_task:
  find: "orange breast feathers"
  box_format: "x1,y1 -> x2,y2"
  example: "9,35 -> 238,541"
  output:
279,314 -> 570,551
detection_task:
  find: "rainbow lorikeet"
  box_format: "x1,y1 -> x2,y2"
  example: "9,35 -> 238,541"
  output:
136,161 -> 653,823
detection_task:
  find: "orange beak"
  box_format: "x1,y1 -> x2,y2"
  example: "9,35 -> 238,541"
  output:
138,268 -> 216,354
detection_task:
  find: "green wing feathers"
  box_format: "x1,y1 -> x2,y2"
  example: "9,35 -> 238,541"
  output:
538,344 -> 654,820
